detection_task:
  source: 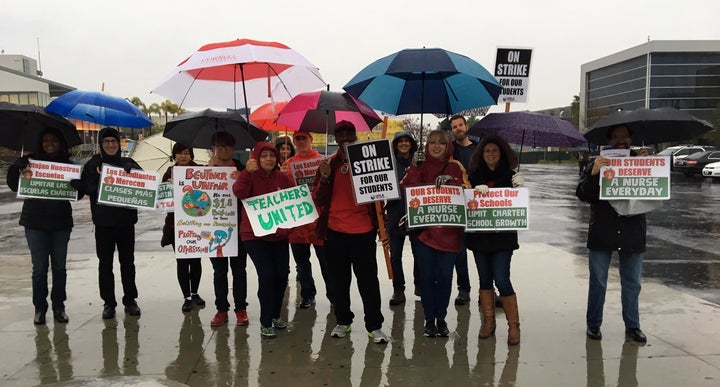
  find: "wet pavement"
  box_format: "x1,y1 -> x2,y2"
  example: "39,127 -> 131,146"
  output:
1,164 -> 719,386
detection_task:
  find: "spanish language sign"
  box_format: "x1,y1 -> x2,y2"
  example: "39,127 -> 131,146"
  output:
16,159 -> 81,201
405,185 -> 466,228
173,166 -> 239,258
346,139 -> 399,204
241,184 -> 318,237
494,47 -> 533,103
599,157 -> 671,200
97,165 -> 160,210
289,156 -> 326,192
155,182 -> 174,212
464,187 -> 529,231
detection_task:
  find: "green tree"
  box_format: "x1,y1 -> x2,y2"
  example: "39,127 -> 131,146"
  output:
570,95 -> 580,128
148,103 -> 161,118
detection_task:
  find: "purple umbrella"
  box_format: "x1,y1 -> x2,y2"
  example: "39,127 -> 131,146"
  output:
468,111 -> 586,148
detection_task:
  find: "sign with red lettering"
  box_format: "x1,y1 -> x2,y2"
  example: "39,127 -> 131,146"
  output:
288,156 -> 326,192
599,156 -> 671,200
405,185 -> 466,228
17,159 -> 81,201
173,166 -> 239,259
464,187 -> 529,231
97,164 -> 160,210
494,47 -> 533,103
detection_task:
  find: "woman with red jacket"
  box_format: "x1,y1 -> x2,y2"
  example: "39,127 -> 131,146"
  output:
233,142 -> 295,338
401,129 -> 470,337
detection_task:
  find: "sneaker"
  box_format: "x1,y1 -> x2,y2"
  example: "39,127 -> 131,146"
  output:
298,297 -> 314,309
454,291 -> 470,306
368,329 -> 389,344
124,302 -> 141,316
211,311 -> 228,327
272,318 -> 287,329
191,294 -> 206,306
424,320 -> 437,337
182,299 -> 193,312
436,320 -> 450,337
235,309 -> 249,326
331,324 -> 351,338
261,326 -> 277,338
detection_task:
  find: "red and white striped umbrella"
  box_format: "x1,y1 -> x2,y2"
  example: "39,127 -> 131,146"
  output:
152,39 -> 326,111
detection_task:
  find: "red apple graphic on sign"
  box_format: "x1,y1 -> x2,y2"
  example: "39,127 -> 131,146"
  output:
467,200 -> 479,210
182,185 -> 193,193
603,168 -> 615,180
22,170 -> 33,179
409,197 -> 421,209
104,176 -> 115,186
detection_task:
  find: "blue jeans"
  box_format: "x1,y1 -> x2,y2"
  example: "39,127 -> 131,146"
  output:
246,240 -> 290,328
471,250 -> 515,296
25,228 -> 71,311
414,240 -> 456,321
587,250 -> 644,329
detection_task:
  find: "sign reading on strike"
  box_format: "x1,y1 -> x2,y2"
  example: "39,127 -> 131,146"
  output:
346,139 -> 399,204
599,157 -> 671,200
464,187 -> 529,231
17,159 -> 81,201
494,47 -> 533,103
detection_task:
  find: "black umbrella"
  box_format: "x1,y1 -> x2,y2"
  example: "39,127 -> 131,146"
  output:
583,107 -> 714,145
163,109 -> 268,150
0,101 -> 81,153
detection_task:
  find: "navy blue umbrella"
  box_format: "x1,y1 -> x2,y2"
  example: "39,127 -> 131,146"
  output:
344,47 -> 502,144
46,90 -> 152,128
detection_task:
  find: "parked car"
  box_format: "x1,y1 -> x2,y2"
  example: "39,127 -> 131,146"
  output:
667,145 -> 717,170
702,161 -> 720,181
674,150 -> 720,176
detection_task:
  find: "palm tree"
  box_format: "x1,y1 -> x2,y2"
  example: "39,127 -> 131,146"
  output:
148,103 -> 161,118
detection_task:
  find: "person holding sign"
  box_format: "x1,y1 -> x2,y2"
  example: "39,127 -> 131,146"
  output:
401,129 -> 470,337
6,127 -> 83,325
576,125 -> 649,343
71,127 -> 142,319
281,131 -> 333,309
466,135 -> 525,345
206,131 -> 250,327
386,131 -> 418,306
313,121 -> 389,344
233,141 -> 295,338
160,143 -> 206,313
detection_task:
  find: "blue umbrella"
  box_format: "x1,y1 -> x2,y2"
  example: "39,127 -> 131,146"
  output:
344,47 -> 502,143
46,90 -> 152,128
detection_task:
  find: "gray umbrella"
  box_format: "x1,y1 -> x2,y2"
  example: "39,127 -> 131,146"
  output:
583,107 -> 714,145
163,109 -> 268,150
468,111 -> 586,148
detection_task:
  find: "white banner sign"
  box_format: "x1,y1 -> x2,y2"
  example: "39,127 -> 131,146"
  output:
97,165 -> 160,210
241,184 -> 318,237
16,159 -> 81,201
464,187 -> 529,231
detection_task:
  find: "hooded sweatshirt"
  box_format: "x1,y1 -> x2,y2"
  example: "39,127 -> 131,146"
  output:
80,127 -> 141,227
233,141 -> 295,242
400,140 -> 469,252
386,131 -> 418,235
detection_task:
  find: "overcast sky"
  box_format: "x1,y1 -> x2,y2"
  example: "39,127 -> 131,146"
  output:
2,0 -> 719,118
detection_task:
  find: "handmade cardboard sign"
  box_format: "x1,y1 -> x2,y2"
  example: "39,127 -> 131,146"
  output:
241,184 -> 318,237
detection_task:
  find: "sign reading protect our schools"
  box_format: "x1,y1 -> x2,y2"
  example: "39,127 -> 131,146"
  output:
494,47 -> 533,103
155,182 -> 174,212
288,156 -> 326,192
241,184 -> 318,237
599,157 -> 671,200
97,165 -> 160,210
173,166 -> 239,259
17,159 -> 81,201
405,185 -> 466,228
464,187 -> 529,231
346,139 -> 399,204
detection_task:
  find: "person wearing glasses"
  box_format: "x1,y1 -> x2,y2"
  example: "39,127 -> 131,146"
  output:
71,127 -> 142,319
281,131 -> 334,309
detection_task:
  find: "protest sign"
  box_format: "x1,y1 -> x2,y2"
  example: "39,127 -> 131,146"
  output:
288,156 -> 326,192
495,47 -> 533,103
155,182 -> 174,212
465,187 -> 529,231
599,156 -> 670,200
173,166 -> 239,258
405,185 -> 466,228
16,159 -> 81,201
346,139 -> 399,204
241,184 -> 318,237
97,165 -> 160,210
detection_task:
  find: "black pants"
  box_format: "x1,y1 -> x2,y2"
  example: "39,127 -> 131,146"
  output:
325,228 -> 384,332
95,226 -> 137,307
176,258 -> 202,298
291,243 -> 334,302
210,242 -> 248,312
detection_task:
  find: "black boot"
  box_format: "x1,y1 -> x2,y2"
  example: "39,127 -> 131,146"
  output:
34,310 -> 46,325
53,307 -> 69,323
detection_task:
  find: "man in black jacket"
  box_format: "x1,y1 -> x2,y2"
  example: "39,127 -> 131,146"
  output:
576,125 -> 648,343
73,127 -> 142,319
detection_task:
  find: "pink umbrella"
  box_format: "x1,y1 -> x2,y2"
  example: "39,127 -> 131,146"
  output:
276,90 -> 381,134
152,39 -> 326,112
249,101 -> 294,132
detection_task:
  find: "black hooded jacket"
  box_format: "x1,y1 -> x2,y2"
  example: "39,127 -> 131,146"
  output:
78,127 -> 141,227
386,131 -> 418,235
6,127 -> 82,231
